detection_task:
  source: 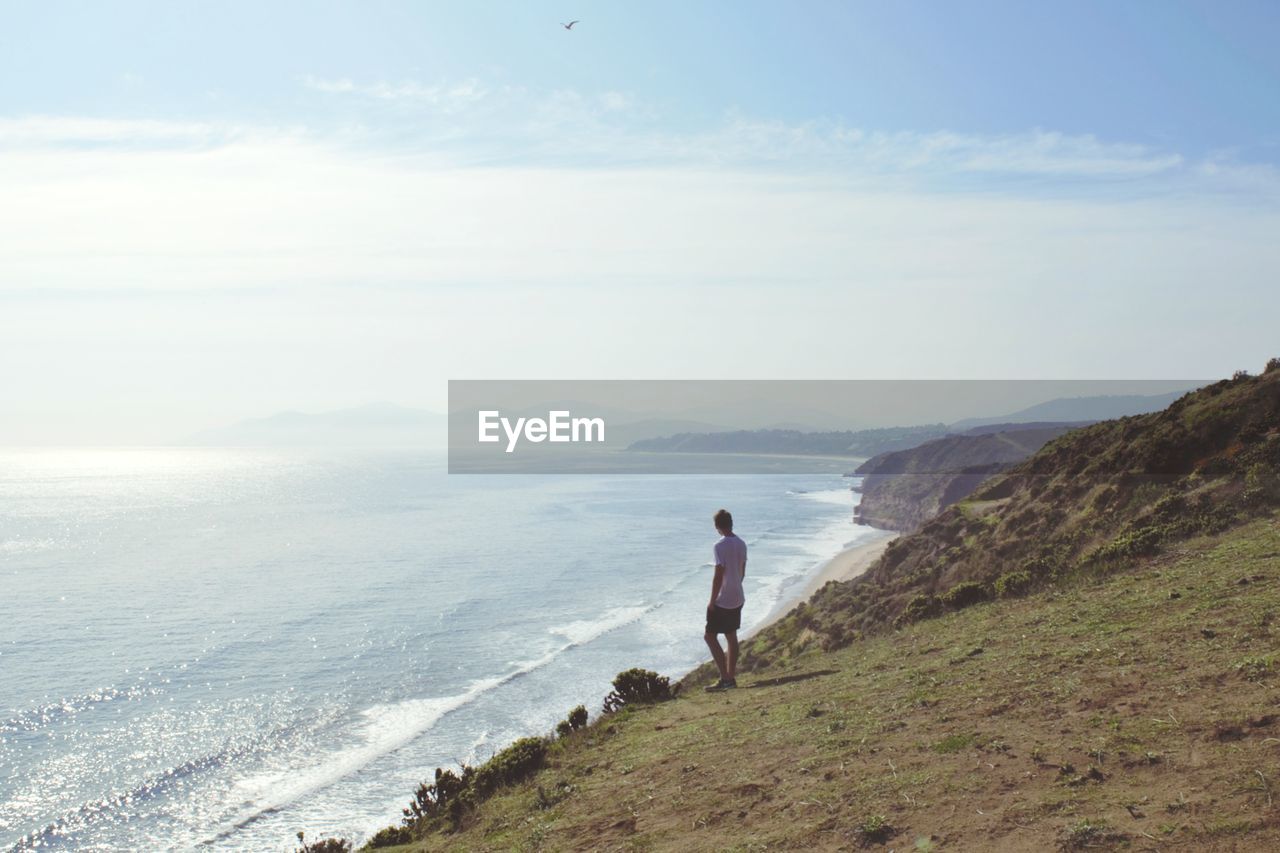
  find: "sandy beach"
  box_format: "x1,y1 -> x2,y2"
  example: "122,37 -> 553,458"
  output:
751,527 -> 898,635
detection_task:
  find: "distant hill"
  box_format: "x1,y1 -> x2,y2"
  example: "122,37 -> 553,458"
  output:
949,389 -> 1191,430
186,403 -> 446,447
955,419 -> 1096,436
852,423 -> 1085,531
627,425 -> 951,457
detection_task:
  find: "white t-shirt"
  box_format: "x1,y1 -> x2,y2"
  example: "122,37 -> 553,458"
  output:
712,534 -> 747,609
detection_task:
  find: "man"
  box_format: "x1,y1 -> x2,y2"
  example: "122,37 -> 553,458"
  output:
704,508 -> 746,691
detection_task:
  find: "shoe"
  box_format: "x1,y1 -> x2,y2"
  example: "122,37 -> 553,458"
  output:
704,678 -> 738,692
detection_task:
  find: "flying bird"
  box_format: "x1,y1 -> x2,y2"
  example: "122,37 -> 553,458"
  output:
561,20 -> 579,30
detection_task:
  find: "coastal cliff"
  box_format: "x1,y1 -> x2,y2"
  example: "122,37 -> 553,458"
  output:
852,423 -> 1085,531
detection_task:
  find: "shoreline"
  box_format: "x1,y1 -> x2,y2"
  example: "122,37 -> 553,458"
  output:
749,526 -> 898,637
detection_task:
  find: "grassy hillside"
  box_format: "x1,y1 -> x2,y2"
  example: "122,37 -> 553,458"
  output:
327,364 -> 1280,853
362,515 -> 1280,851
853,425 -> 1082,531
749,367 -> 1279,656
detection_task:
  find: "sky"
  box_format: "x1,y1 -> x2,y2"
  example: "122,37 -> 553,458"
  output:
2,1 -> 1278,443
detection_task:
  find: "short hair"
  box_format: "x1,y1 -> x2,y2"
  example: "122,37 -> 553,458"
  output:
713,508 -> 733,532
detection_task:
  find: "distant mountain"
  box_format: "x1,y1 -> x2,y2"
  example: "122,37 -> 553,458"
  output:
602,418 -> 735,447
186,403 -> 446,447
623,391 -> 1201,462
949,390 -> 1193,430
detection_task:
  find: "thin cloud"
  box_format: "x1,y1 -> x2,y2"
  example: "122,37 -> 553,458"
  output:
0,116 -> 226,147
301,75 -> 490,109
0,98 -> 1276,301
291,76 -> 1202,181
3,103 -> 1277,210
1,121 -> 1277,295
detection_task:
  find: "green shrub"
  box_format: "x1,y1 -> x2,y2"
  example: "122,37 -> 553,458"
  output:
1244,462 -> 1280,504
857,814 -> 895,844
995,570 -> 1032,599
1265,357 -> 1280,375
1092,525 -> 1164,562
365,825 -> 413,848
402,765 -> 474,829
471,737 -> 548,797
553,703 -> 589,739
1150,492 -> 1187,521
941,581 -> 991,610
391,736 -> 550,838
897,593 -> 942,625
294,833 -> 352,853
602,668 -> 673,713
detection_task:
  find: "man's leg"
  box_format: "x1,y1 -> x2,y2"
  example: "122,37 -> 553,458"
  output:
704,631 -> 728,680
725,631 -> 739,681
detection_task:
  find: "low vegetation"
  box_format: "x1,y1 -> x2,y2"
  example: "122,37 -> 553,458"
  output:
939,580 -> 990,610
295,833 -> 353,853
554,705 -> 589,738
358,672 -> 675,848
601,668 -> 675,714
363,738 -> 550,846
994,569 -> 1033,599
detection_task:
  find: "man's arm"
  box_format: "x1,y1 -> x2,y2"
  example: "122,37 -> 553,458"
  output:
709,564 -> 725,610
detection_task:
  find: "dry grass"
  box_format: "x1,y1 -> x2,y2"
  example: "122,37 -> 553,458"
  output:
367,514 -> 1280,852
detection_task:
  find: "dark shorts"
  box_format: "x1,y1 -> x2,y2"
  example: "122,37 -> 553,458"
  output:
705,605 -> 742,635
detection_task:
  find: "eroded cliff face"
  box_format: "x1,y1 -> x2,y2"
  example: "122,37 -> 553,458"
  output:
853,424 -> 1080,531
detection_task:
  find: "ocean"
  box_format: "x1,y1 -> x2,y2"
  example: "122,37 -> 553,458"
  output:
0,448 -> 872,851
